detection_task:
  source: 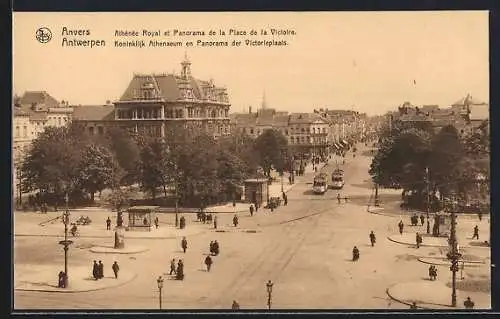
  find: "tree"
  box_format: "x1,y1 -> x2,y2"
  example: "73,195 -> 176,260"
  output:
105,127 -> 141,185
21,125 -> 82,195
138,138 -> 165,200
78,144 -> 115,201
429,125 -> 463,198
370,127 -> 432,193
254,129 -> 288,177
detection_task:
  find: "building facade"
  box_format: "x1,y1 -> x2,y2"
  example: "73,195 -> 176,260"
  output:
12,91 -> 73,201
74,55 -> 231,139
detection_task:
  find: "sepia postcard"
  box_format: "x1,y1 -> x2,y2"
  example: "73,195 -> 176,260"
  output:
12,11 -> 490,311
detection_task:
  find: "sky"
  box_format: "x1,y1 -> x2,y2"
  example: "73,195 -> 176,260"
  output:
13,11 -> 489,116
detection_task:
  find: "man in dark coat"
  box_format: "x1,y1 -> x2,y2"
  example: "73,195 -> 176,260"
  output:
154,216 -> 159,229
92,260 -> 99,280
420,214 -> 425,226
205,255 -> 213,272
209,241 -> 214,255
214,216 -> 218,229
398,220 -> 404,235
181,237 -> 188,253
464,297 -> 475,309
106,217 -> 111,230
352,246 -> 360,261
337,193 -> 341,204
98,260 -> 104,279
473,225 -> 479,240
233,215 -> 238,227
112,261 -> 119,279
170,258 -> 177,275
176,259 -> 184,280
213,240 -> 220,256
249,204 -> 254,216
416,233 -> 422,248
369,231 -> 376,247
283,193 -> 288,206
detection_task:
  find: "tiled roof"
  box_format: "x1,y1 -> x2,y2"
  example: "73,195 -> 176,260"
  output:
72,105 -> 115,121
230,113 -> 257,126
469,104 -> 489,121
289,113 -> 328,124
19,91 -> 60,109
118,73 -> 228,103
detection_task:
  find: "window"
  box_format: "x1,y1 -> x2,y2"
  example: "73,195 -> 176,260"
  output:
89,127 -> 95,134
15,126 -> 20,137
301,128 -> 305,133
58,117 -> 61,126
23,126 -> 27,137
98,127 -> 104,135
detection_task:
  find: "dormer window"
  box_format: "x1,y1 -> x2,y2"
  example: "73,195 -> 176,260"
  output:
141,82 -> 156,100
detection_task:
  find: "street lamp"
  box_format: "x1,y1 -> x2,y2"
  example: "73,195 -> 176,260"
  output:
266,280 -> 274,310
157,275 -> 164,309
280,149 -> 285,193
58,192 -> 73,288
448,194 -> 460,307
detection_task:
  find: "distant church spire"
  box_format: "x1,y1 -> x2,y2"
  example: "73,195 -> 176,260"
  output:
261,90 -> 267,109
181,52 -> 191,80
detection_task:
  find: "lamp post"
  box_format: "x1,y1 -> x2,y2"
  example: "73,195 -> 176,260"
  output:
426,167 -> 431,234
157,276 -> 164,309
280,149 -> 285,193
58,192 -> 72,288
266,280 -> 274,310
448,195 -> 459,307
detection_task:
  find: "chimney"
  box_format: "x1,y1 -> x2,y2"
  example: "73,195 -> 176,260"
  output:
249,106 -> 252,114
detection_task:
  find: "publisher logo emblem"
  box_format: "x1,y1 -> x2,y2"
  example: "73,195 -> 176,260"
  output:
36,27 -> 52,43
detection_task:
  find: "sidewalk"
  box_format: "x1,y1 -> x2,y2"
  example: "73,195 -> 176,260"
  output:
15,264 -> 137,293
15,217 -> 208,239
386,281 -> 491,309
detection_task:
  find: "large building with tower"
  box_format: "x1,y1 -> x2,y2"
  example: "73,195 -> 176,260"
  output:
73,55 -> 232,138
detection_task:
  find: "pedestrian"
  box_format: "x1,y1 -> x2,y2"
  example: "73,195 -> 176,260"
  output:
472,225 -> 479,240
143,216 -> 148,226
112,261 -> 119,279
92,260 -> 99,280
232,300 -> 240,310
369,231 -> 376,247
255,203 -> 259,212
233,214 -> 238,227
202,213 -> 206,224
337,193 -> 341,205
283,193 -> 288,206
420,214 -> 425,226
106,217 -> 111,230
398,220 -> 404,235
209,241 -> 214,255
213,240 -> 220,256
154,216 -> 159,229
176,259 -> 184,280
98,260 -> 104,279
249,204 -> 254,216
58,271 -> 65,288
213,215 -> 218,229
181,236 -> 188,253
180,216 -> 186,229
169,258 -> 177,275
352,246 -> 360,261
464,296 -> 475,309
205,255 -> 213,272
416,233 -> 422,249
478,211 -> 482,221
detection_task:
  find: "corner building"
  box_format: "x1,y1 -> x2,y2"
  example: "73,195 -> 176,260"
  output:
111,55 -> 231,138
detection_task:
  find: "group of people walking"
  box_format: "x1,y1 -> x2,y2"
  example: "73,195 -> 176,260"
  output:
169,258 -> 185,280
91,260 -> 120,280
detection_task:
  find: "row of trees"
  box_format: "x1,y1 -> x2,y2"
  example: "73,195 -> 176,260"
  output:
369,120 -> 489,209
20,123 -> 289,208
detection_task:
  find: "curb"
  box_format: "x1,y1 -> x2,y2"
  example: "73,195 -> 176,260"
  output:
15,273 -> 138,294
386,236 -> 485,250
89,246 -> 149,254
14,229 -> 208,240
417,257 -> 485,267
386,285 -> 438,310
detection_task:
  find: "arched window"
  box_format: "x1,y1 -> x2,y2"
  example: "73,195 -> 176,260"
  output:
15,126 -> 20,137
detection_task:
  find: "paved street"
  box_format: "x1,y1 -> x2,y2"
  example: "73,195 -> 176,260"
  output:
14,145 -> 490,310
